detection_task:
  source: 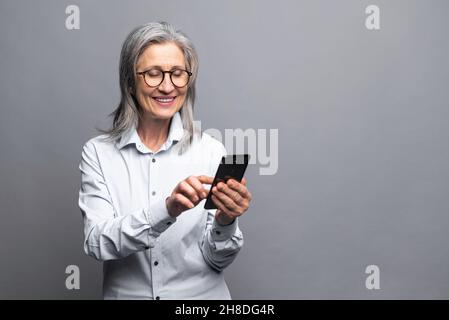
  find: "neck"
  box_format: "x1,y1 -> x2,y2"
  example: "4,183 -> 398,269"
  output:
137,114 -> 172,152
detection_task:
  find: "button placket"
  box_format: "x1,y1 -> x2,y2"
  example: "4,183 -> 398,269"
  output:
149,154 -> 162,200
148,154 -> 162,299
148,154 -> 157,203
151,246 -> 162,299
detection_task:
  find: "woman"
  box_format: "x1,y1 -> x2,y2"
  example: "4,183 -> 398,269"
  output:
78,22 -> 252,299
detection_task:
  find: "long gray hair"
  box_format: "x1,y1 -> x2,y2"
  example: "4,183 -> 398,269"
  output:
98,21 -> 199,154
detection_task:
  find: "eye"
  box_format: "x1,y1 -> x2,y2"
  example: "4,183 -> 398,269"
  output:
147,69 -> 161,77
172,69 -> 183,77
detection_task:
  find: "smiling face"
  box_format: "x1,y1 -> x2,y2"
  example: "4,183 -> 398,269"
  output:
134,42 -> 188,121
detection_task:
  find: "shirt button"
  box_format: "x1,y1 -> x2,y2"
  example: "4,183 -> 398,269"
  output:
155,296 -> 160,300
154,261 -> 159,266
152,191 -> 156,196
215,230 -> 221,235
152,158 -> 156,163
167,221 -> 172,226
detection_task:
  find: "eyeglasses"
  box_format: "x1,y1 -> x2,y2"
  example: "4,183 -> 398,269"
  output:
136,68 -> 192,88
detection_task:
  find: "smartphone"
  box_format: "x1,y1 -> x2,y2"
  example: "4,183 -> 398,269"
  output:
204,154 -> 250,210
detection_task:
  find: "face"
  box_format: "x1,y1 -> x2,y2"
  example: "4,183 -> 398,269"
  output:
134,42 -> 189,121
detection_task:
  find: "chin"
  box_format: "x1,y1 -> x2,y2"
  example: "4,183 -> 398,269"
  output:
149,106 -> 180,120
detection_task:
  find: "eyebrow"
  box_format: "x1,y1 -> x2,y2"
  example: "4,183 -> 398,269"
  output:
140,65 -> 186,72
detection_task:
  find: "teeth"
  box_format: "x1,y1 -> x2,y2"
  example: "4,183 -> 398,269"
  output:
155,97 -> 174,102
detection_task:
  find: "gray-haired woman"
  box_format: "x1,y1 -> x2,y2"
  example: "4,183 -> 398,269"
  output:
78,22 -> 252,299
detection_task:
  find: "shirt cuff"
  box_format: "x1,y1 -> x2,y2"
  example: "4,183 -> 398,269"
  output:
147,199 -> 176,237
211,215 -> 238,241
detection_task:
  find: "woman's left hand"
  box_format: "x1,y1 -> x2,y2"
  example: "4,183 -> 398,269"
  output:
211,177 -> 252,225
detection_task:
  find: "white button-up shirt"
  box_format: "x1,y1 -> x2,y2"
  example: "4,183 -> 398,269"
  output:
78,112 -> 243,299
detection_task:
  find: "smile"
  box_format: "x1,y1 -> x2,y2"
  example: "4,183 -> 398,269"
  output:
152,96 -> 176,106
153,97 -> 175,102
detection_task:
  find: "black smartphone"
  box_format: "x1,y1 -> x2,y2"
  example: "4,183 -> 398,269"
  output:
204,154 -> 250,210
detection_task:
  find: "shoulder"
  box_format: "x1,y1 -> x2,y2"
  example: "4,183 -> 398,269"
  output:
81,134 -> 118,158
198,132 -> 227,157
83,133 -> 117,148
194,132 -> 227,175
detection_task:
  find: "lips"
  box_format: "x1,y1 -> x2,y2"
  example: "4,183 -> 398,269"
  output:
153,96 -> 175,102
152,96 -> 176,107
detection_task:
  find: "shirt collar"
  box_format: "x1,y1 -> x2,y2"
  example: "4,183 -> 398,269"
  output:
116,111 -> 184,150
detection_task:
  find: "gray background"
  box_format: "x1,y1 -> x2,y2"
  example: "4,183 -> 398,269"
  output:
1,0 -> 448,299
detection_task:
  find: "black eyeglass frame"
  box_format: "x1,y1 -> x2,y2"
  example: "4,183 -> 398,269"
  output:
136,68 -> 193,88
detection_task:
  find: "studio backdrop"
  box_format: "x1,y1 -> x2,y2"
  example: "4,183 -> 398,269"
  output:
1,0 -> 448,299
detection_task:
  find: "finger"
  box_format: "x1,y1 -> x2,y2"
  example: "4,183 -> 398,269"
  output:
177,181 -> 200,203
174,193 -> 195,209
241,177 -> 247,186
212,184 -> 240,212
197,175 -> 214,185
211,195 -> 234,217
226,179 -> 251,201
217,181 -> 245,206
186,176 -> 208,199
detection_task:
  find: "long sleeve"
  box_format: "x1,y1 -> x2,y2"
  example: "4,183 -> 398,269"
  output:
200,210 -> 244,272
78,141 -> 176,261
199,137 -> 244,271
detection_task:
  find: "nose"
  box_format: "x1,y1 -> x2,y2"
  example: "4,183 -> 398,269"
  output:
158,74 -> 175,93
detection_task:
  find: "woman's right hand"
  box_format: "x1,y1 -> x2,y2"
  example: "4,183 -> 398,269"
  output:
166,175 -> 214,218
